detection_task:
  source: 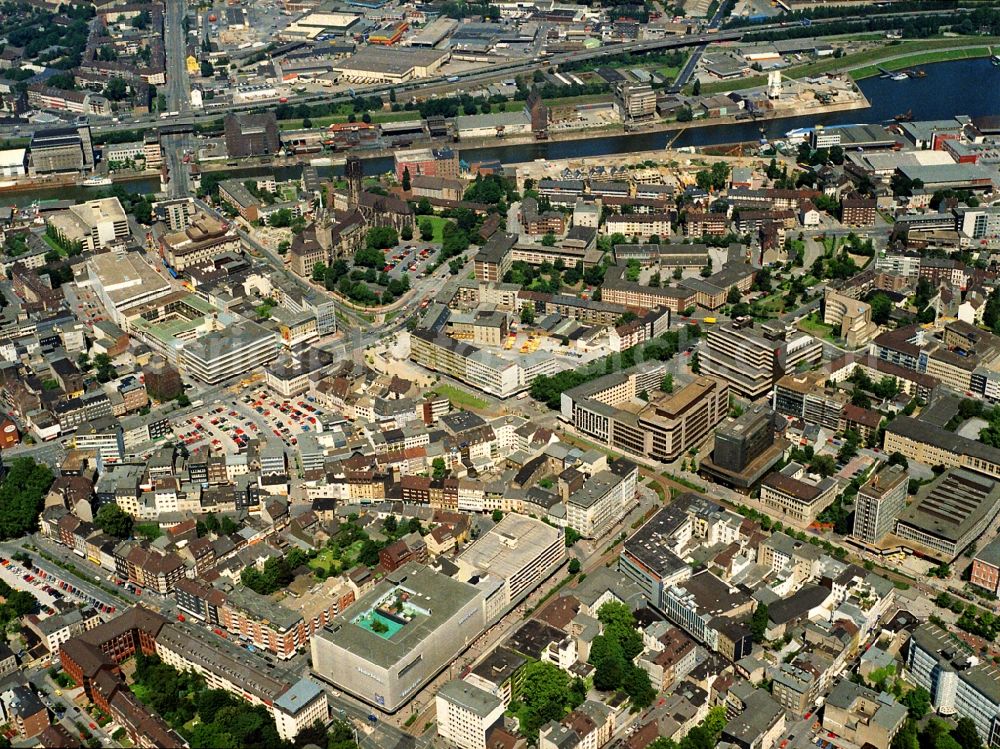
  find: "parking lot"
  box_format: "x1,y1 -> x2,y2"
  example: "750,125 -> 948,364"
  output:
172,404 -> 262,453
0,555 -> 117,618
234,390 -> 328,448
170,390 -> 330,454
385,242 -> 438,281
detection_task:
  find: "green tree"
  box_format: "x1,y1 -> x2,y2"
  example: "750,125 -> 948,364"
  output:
900,686 -> 931,719
95,503 -> 133,539
517,661 -> 570,737
419,217 -> 434,241
568,558 -> 581,574
365,226 -> 398,251
750,602 -> 768,641
432,457 -> 447,480
200,60 -> 214,77
692,78 -> 701,96
0,459 -> 54,539
402,167 -> 411,192
521,305 -> 535,325
661,374 -> 674,393
869,291 -> 893,325
541,233 -> 556,247
93,353 -> 116,383
491,509 -> 503,523
727,286 -> 741,305
953,717 -> 983,749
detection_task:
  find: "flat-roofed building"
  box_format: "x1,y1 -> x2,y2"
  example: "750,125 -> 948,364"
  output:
180,319 -> 279,385
463,647 -> 526,708
47,197 -> 129,252
436,680 -> 504,749
701,404 -> 785,493
332,47 -> 450,84
662,569 -> 754,660
29,124 -> 94,174
311,563 -> 486,713
893,468 -> 1000,560
772,370 -> 847,431
609,376 -> 729,463
759,462 -> 840,528
619,504 -> 692,609
702,318 -> 822,399
455,514 -> 565,615
566,458 -> 638,539
88,252 -> 173,326
906,622 -> 1000,747
852,464 -> 908,545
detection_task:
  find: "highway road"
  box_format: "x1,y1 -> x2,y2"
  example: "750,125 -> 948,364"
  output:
669,0 -> 732,93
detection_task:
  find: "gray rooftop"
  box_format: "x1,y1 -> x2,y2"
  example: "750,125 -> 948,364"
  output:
437,679 -> 502,718
317,563 -> 481,670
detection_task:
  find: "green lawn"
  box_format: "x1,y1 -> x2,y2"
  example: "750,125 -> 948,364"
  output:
851,46 -> 992,79
42,233 -> 66,256
430,384 -> 489,410
756,294 -> 787,315
309,540 -> 364,577
417,215 -> 449,244
798,316 -> 834,338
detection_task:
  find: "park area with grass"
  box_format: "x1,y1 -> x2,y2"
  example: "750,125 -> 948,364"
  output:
309,541 -> 364,577
430,383 -> 490,410
797,313 -> 836,339
417,215 -> 449,244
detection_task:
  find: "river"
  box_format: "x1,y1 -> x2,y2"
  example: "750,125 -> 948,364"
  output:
8,57 -> 1000,206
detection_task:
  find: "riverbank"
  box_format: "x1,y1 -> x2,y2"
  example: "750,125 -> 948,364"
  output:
699,37 -> 1000,96
194,93 -> 870,177
0,171 -> 157,196
851,45 -> 995,79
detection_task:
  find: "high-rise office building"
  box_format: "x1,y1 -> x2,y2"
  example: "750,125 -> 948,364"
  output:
852,464 -> 908,544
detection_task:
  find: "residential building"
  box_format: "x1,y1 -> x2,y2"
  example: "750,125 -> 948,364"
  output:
436,680 -> 504,749
565,458 -> 638,539
822,680 -> 907,749
971,536 -> 1000,596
